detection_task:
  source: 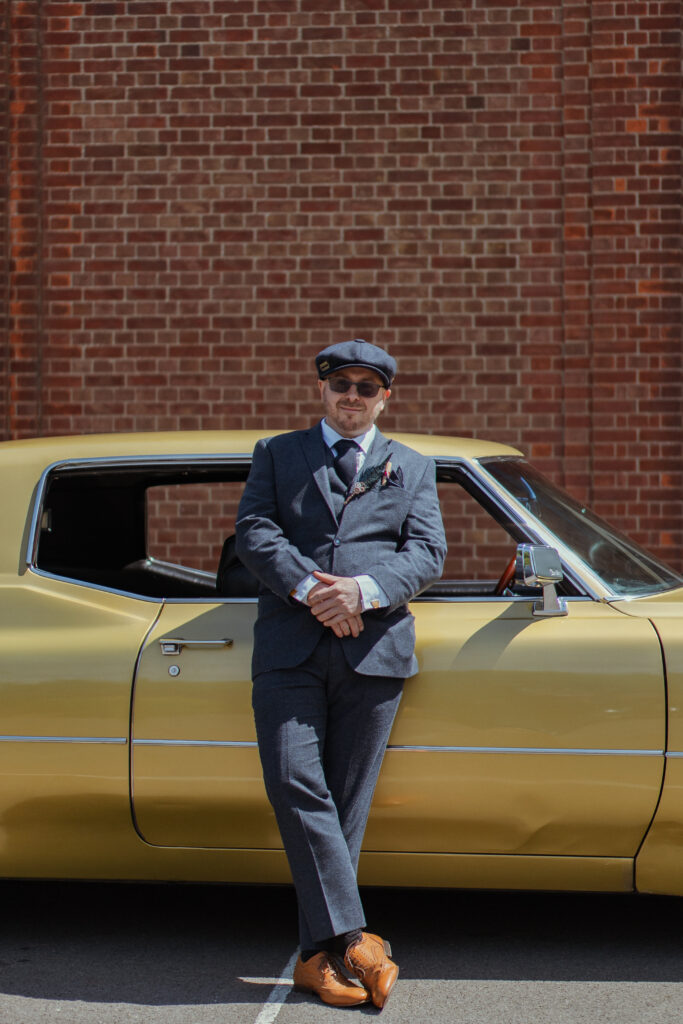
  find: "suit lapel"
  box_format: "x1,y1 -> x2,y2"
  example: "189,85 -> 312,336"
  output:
366,430 -> 391,467
299,424 -> 338,522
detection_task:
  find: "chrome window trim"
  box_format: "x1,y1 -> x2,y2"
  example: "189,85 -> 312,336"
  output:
28,566 -> 258,604
29,566 -> 259,604
30,561 -> 594,608
28,566 -> 166,603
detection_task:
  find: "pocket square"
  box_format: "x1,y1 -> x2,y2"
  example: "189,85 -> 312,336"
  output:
382,465 -> 404,488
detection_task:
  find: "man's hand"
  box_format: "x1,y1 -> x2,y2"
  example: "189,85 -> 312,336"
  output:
307,571 -> 364,638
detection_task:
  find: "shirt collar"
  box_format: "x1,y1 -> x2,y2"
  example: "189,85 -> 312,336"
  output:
320,419 -> 376,455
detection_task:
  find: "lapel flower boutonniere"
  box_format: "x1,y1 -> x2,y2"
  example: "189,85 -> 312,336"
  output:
343,456 -> 404,505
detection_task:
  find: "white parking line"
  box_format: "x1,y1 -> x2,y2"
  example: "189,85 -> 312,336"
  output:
250,950 -> 298,1024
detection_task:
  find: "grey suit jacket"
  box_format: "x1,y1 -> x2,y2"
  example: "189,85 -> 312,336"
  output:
234,424 -> 447,678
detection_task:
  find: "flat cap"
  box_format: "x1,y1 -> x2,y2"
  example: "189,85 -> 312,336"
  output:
315,339 -> 396,389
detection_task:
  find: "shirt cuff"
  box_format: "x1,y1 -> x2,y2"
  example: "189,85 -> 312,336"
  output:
290,574 -> 318,603
355,574 -> 389,611
291,573 -> 389,611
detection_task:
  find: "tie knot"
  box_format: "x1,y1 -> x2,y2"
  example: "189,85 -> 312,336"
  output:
333,440 -> 359,488
335,439 -> 358,458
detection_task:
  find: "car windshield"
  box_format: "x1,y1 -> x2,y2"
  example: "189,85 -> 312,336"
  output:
480,457 -> 683,597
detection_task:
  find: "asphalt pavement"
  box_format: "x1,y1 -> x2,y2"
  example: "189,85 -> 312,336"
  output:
0,880 -> 682,1022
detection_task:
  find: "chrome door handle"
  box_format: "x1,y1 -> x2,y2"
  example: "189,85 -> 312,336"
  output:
158,638 -> 234,656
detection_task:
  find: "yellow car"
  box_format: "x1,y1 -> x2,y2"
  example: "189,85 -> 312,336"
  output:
2,430 -> 683,897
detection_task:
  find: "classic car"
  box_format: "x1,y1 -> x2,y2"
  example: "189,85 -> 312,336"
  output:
3,429 -> 683,898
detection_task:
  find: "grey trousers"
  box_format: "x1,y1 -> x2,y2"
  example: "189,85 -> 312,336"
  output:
252,632 -> 403,951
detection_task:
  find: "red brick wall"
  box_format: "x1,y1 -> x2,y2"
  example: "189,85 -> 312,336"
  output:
0,2 -> 8,440
2,1 -> 682,567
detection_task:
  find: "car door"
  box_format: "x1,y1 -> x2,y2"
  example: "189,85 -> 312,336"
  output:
130,464 -> 666,875
131,600 -> 274,849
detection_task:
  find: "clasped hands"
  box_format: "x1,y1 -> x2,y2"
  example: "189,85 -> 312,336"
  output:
307,570 -> 364,638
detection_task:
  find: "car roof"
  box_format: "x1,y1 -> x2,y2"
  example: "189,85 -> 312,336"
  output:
0,429 -> 522,464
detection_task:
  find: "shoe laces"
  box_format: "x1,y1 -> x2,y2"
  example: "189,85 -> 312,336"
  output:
347,938 -> 383,975
321,954 -> 345,981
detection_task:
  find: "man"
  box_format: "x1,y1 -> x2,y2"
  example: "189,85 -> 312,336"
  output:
235,339 -> 446,1009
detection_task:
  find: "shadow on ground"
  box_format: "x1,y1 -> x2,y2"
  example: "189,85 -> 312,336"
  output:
0,880 -> 680,1007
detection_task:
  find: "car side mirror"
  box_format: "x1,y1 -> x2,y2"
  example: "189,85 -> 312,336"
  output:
515,544 -> 568,617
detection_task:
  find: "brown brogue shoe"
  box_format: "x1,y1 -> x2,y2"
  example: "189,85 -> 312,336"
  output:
293,952 -> 370,1007
344,932 -> 399,1009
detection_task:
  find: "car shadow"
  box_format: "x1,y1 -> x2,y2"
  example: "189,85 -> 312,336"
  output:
0,881 -> 681,1008
363,885 -> 683,983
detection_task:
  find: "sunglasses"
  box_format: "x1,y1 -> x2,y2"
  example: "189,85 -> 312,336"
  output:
326,377 -> 384,398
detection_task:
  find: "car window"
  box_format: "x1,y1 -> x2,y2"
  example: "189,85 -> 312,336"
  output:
33,456 -> 577,603
34,462 -> 251,600
147,480 -> 244,576
427,464 -> 587,600
434,475 -> 518,596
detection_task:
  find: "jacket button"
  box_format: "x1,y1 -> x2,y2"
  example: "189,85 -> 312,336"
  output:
333,538 -> 341,547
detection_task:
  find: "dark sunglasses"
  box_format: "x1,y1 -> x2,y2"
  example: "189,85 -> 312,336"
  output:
326,377 -> 384,398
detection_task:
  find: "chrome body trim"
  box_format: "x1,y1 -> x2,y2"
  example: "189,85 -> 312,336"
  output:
132,738 -> 662,757
164,596 -> 259,604
0,735 -> 127,745
134,739 -> 258,748
388,745 -> 662,756
413,595 -> 594,604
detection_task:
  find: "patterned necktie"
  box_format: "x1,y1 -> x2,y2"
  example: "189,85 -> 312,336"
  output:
333,439 -> 359,489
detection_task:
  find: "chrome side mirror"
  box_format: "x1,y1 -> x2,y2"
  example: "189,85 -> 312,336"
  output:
515,544 -> 568,617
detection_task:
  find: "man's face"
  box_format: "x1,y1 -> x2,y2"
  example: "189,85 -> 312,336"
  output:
318,366 -> 390,438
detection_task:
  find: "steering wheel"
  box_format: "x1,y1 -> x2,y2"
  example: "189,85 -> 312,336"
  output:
494,553 -> 517,596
